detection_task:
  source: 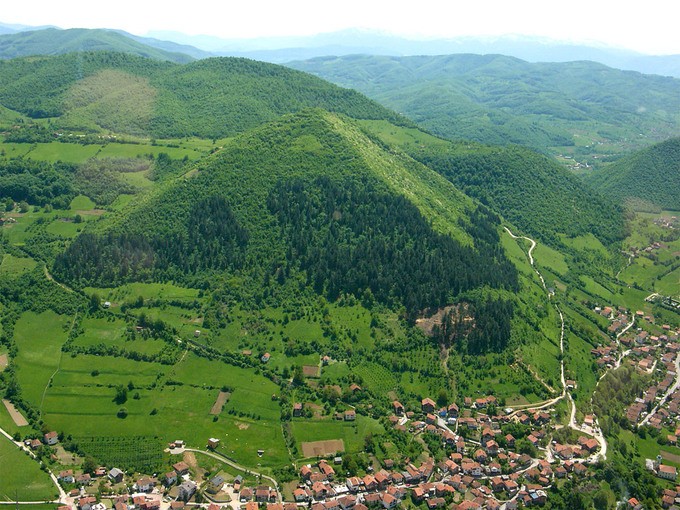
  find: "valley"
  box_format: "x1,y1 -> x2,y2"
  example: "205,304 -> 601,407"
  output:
0,47 -> 677,510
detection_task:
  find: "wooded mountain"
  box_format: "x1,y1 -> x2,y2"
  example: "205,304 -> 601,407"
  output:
0,52 -> 408,138
54,109 -> 518,326
288,54 -> 680,162
362,123 -> 626,246
0,28 -> 195,63
586,137 -> 680,211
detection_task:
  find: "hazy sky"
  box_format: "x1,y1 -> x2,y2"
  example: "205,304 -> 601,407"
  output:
3,0 -> 679,54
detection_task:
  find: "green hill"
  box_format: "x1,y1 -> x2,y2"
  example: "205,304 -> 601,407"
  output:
0,52 -> 409,138
0,28 -> 194,63
54,109 -> 518,325
288,54 -> 680,165
360,121 -> 626,246
586,137 -> 680,211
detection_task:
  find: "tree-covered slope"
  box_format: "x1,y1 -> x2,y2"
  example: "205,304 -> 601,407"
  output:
288,54 -> 680,163
586,137 -> 680,211
53,109 -> 518,323
361,121 -> 627,246
0,52 -> 410,138
0,28 -> 195,63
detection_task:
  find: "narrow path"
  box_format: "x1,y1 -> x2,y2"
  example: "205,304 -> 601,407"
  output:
39,312 -> 77,418
504,227 -> 608,461
182,448 -> 282,502
43,264 -> 74,294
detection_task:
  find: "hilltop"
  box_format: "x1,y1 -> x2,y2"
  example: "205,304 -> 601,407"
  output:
0,28 -> 196,63
288,54 -> 680,165
0,52 -> 409,138
586,137 -> 680,211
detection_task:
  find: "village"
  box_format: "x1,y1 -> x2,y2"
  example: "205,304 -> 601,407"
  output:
26,386 -> 614,510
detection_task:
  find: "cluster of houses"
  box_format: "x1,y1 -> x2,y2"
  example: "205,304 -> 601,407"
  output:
53,457 -> 199,508
287,394 -> 600,510
621,321 -> 680,431
593,305 -> 632,336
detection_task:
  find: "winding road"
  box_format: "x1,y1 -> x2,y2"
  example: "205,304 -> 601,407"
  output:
181,448 -> 282,502
504,227 -> 608,461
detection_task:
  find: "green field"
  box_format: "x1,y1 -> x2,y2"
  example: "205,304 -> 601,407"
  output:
14,310 -> 71,407
71,316 -> 166,356
0,437 -> 58,501
291,414 -> 385,458
0,254 -> 37,276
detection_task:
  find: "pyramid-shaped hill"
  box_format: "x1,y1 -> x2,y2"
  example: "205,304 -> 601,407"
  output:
54,109 -> 519,319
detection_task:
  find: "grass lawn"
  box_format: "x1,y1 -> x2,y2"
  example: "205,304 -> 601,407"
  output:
533,243 -> 569,276
71,316 -> 166,356
0,436 -> 58,501
14,310 -> 71,408
291,414 -> 384,458
0,254 -> 37,276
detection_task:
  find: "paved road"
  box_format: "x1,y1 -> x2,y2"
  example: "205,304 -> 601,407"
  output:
181,448 -> 282,502
640,353 -> 680,427
504,227 -> 608,461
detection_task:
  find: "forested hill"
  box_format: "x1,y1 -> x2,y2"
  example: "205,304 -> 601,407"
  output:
288,54 -> 680,162
0,28 -> 195,63
53,109 -> 518,325
586,137 -> 680,211
0,52 -> 410,138
361,122 -> 626,246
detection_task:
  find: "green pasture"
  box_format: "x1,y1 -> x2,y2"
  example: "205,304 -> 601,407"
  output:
559,233 -> 609,255
0,437 -> 58,501
0,254 -> 37,276
533,243 -> 569,276
657,267 -> 679,298
84,282 -> 200,304
291,414 -> 385,458
71,316 -> 166,356
13,310 -> 71,407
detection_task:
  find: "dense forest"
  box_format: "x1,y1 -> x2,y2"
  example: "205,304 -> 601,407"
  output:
403,142 -> 626,246
52,110 -> 517,332
0,52 -> 410,138
587,137 -> 680,211
267,176 -> 517,319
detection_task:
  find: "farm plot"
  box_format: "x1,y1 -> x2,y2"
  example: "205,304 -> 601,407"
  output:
75,435 -> 165,473
0,436 -> 57,502
292,415 -> 384,458
301,439 -> 345,458
210,391 -> 231,415
13,310 -> 70,407
71,316 -> 166,356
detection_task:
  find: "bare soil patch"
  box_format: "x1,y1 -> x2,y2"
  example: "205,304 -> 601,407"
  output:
235,421 -> 250,430
660,450 -> 680,464
303,365 -> 320,377
76,209 -> 106,216
0,354 -> 8,371
301,439 -> 345,458
210,391 -> 231,415
2,399 -> 28,426
183,451 -> 199,469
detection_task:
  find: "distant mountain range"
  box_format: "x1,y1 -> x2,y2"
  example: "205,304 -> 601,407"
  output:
1,24 -> 679,78
148,28 -> 680,78
288,54 -> 680,162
